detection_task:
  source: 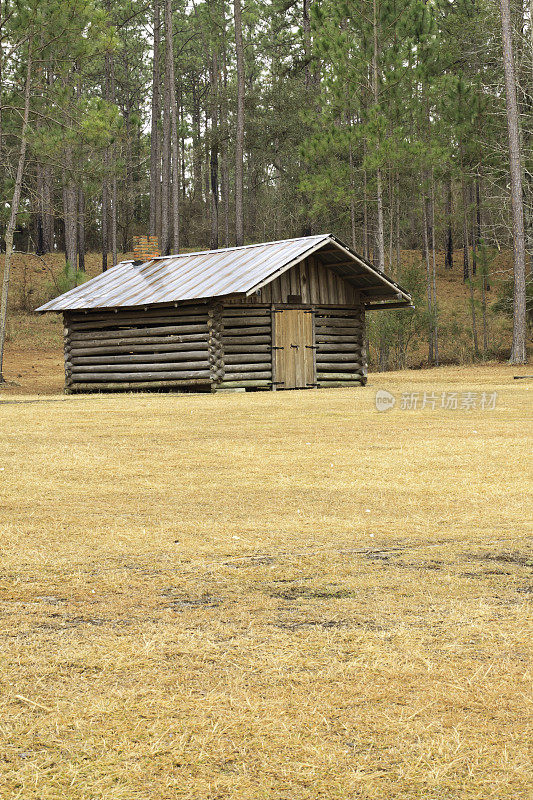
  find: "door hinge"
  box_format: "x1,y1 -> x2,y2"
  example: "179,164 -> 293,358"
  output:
272,346 -> 284,350
290,343 -> 300,349
305,345 -> 316,350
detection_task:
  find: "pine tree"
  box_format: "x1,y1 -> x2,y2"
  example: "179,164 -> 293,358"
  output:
500,0 -> 527,363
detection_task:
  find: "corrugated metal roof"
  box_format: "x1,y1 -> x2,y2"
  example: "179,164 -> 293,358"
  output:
36,234 -> 412,312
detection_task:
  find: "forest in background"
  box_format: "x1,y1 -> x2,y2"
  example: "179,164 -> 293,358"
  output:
0,0 -> 531,374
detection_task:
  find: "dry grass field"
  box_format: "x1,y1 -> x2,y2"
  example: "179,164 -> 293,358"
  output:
1,365 -> 531,799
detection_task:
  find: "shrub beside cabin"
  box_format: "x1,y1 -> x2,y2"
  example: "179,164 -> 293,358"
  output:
37,234 -> 413,393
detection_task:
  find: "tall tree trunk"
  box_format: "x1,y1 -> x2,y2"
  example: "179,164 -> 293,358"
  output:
36,166 -> 45,255
475,171 -> 482,251
299,0 -> 315,237
395,172 -> 401,272
461,172 -> 470,283
209,48 -> 219,249
471,182 -> 477,276
0,0 -> 3,159
220,39 -> 230,248
179,91 -> 186,202
348,127 -> 356,250
461,175 -> 478,356
102,7 -> 110,272
469,278 -> 479,357
78,185 -> 85,272
444,174 -> 453,270
161,66 -> 171,255
468,260 -> 479,357
104,22 -> 117,268
430,169 -> 439,364
1,39 -> 32,383
191,83 -> 203,220
41,57 -> 54,254
421,175 -> 434,364
372,0 -> 385,271
165,0 -> 180,253
388,168 -> 394,269
63,146 -> 78,273
204,118 -> 211,229
122,108 -> 132,252
102,177 -> 108,272
150,0 -> 161,241
363,161 -> 369,260
500,0 -> 527,363
527,0 -> 533,274
219,8 -> 230,248
476,171 -> 489,290
481,254 -> 488,358
303,0 -> 311,88
111,176 -> 118,266
42,166 -> 53,253
234,0 -> 245,246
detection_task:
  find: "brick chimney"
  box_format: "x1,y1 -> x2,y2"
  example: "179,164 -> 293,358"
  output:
132,236 -> 160,263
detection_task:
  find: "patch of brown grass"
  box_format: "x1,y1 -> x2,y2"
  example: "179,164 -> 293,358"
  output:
2,348 -> 66,395
0,365 -> 531,798
4,252 -> 130,355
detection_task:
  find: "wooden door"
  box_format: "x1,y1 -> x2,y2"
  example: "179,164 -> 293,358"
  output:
273,310 -> 315,389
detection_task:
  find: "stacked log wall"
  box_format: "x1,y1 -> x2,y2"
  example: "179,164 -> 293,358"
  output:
63,305 -> 212,393
61,299 -> 366,394
219,305 -> 272,389
314,305 -> 366,387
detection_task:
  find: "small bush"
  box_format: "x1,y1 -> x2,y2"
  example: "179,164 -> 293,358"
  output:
45,262 -> 88,302
16,262 -> 36,311
367,263 -> 429,370
492,276 -> 533,326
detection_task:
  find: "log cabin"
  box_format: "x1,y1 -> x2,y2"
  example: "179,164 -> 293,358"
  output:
36,234 -> 413,393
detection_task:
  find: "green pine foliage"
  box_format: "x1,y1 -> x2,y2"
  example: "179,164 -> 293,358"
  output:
1,0 -> 529,366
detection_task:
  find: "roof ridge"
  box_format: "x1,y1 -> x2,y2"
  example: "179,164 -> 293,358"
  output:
149,234 -> 331,261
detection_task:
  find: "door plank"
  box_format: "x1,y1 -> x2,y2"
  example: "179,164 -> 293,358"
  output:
273,309 -> 316,390
294,311 -> 303,388
303,310 -> 315,387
